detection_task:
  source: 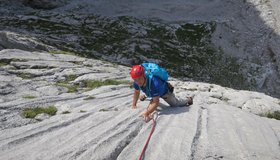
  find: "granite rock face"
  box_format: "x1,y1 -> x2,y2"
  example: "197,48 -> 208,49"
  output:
0,49 -> 280,160
0,31 -> 55,52
1,0 -> 280,98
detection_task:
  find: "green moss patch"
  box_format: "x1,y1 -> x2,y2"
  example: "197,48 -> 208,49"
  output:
83,79 -> 130,90
23,106 -> 57,118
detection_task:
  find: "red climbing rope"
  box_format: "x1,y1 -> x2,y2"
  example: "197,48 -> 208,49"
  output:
138,112 -> 158,160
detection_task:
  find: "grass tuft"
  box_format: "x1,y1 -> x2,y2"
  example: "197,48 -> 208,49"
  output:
64,74 -> 78,82
99,108 -> 109,112
49,50 -> 75,55
0,59 -> 14,66
62,111 -> 71,114
55,79 -> 128,93
23,106 -> 57,118
17,73 -> 34,79
185,88 -> 198,91
260,111 -> 280,120
221,97 -> 230,102
56,82 -> 78,93
55,74 -> 78,92
0,61 -> 9,67
83,96 -> 96,100
22,95 -> 37,99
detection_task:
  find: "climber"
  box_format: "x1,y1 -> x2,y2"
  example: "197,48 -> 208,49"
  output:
130,64 -> 193,122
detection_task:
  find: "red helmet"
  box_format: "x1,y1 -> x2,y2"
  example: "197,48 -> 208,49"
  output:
130,65 -> 145,79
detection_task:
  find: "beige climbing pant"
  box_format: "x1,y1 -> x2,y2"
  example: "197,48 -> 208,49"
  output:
161,91 -> 187,107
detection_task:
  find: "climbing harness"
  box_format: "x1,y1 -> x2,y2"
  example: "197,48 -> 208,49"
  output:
138,111 -> 158,160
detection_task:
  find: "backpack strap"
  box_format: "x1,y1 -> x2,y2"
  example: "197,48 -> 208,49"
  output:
148,76 -> 152,97
145,74 -> 153,97
141,63 -> 153,97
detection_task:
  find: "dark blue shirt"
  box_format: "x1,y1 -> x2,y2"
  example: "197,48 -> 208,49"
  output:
133,76 -> 168,97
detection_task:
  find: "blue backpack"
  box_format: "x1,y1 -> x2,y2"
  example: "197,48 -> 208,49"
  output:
141,62 -> 169,97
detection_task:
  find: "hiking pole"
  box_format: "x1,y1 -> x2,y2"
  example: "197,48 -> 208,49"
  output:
138,111 -> 158,160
